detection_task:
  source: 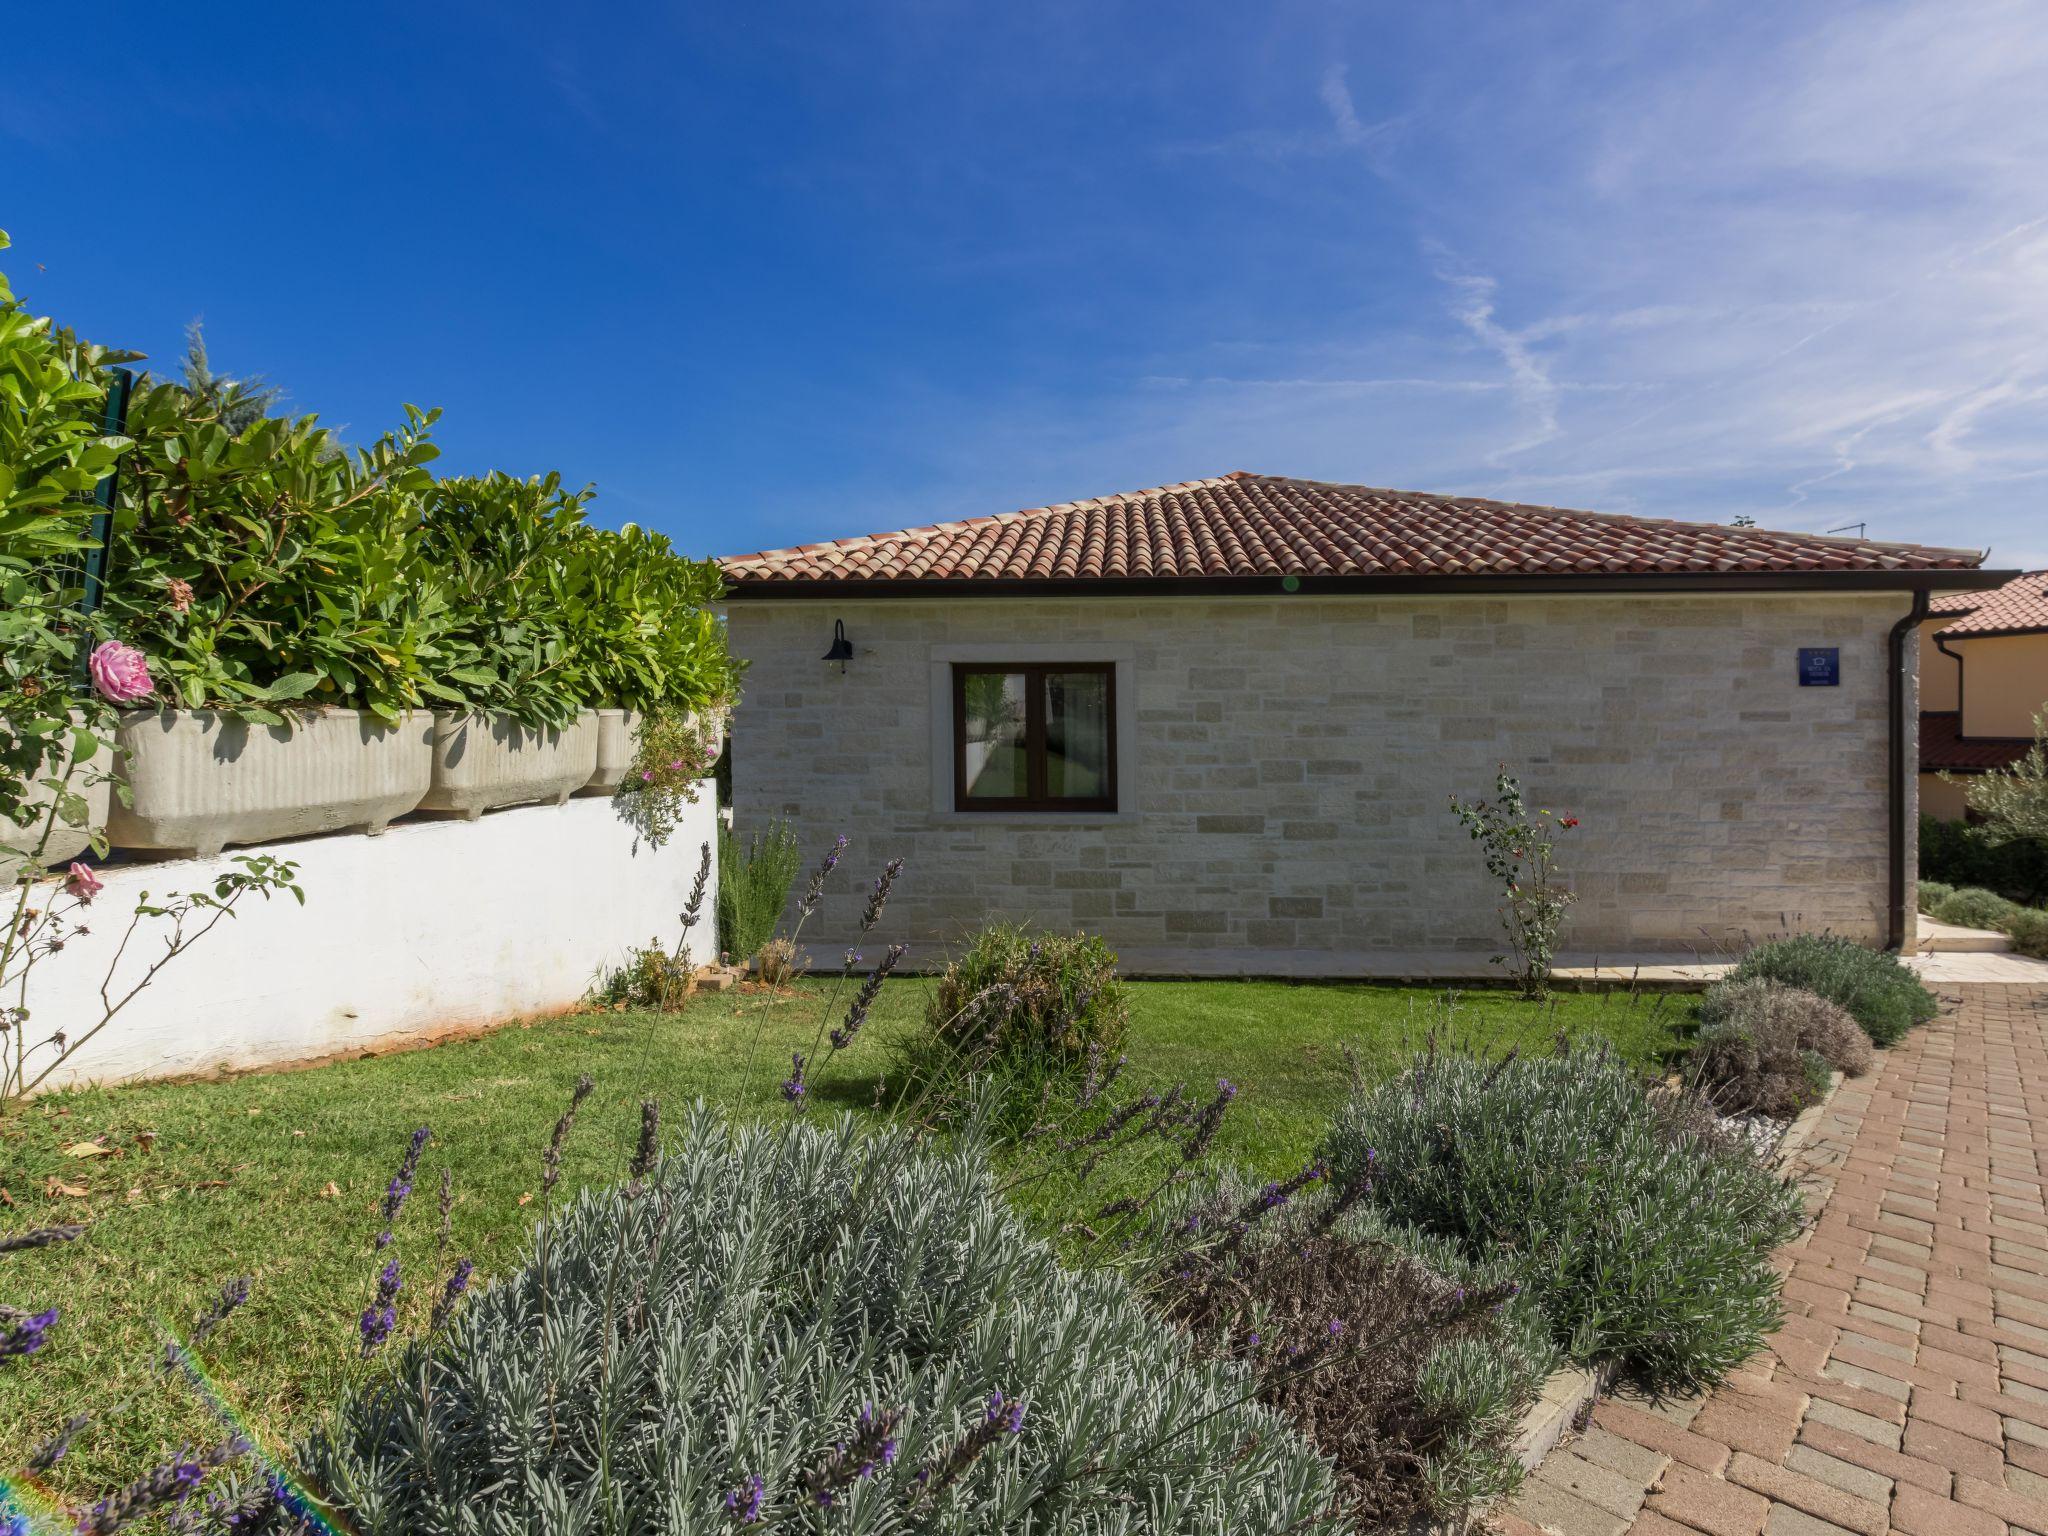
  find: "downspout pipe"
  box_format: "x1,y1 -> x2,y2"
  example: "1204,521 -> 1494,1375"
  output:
1933,630 -> 1967,723
1887,590 -> 1931,952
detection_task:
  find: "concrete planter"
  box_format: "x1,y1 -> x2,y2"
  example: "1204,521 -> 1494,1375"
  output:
107,709 -> 433,859
582,708 -> 643,794
1,718 -> 113,882
582,708 -> 725,795
421,710 -> 599,818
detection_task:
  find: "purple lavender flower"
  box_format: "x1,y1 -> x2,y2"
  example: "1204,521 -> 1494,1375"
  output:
214,1471 -> 307,1534
782,1051 -> 809,1103
193,1277 -> 250,1345
0,1224 -> 85,1255
988,1391 -> 1025,1435
359,1259 -> 402,1357
916,1388 -> 1025,1497
73,1435 -> 249,1534
796,834 -> 850,920
430,1258 -> 474,1331
1180,1077 -> 1237,1162
630,1099 -> 662,1185
829,944 -> 906,1051
162,1276 -> 253,1376
855,1404 -> 901,1478
541,1076 -> 594,1197
681,841 -> 712,931
375,1125 -> 431,1248
724,1474 -> 765,1524
858,859 -> 903,933
28,1413 -> 89,1471
1,1307 -> 58,1360
1077,1050 -> 1127,1110
804,1403 -> 904,1507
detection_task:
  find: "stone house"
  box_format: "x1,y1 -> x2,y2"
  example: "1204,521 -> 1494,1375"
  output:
719,473 -> 2006,974
1918,569 -> 2048,821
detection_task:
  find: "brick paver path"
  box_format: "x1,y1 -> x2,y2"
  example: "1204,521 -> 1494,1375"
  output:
1500,984 -> 2048,1536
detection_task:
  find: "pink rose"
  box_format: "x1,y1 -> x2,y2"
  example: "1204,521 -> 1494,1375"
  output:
88,641 -> 154,704
64,862 -> 102,903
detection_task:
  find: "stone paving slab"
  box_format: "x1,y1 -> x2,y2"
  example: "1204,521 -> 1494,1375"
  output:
1495,984 -> 2048,1536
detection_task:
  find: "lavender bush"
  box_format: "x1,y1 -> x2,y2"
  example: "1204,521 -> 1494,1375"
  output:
1323,1042 -> 1805,1391
297,1107 -> 1343,1534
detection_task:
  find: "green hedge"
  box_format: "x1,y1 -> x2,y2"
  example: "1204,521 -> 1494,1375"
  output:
1922,884 -> 2048,959
1921,814 -> 2048,905
2,239 -> 739,735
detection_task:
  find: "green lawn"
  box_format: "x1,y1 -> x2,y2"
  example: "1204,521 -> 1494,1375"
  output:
0,977 -> 1693,1499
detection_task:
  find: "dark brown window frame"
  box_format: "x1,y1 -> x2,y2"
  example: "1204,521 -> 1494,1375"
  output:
952,662 -> 1118,812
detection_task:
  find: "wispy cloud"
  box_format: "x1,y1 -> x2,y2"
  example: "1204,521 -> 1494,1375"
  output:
1161,58 -> 1402,165
1145,0 -> 2048,562
1318,63 -> 1371,146
1428,256 -> 1566,460
719,0 -> 2048,568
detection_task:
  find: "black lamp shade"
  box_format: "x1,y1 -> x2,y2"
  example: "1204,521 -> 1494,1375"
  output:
822,619 -> 854,665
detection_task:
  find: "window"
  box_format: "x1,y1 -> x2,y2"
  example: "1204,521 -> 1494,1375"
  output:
953,663 -> 1116,811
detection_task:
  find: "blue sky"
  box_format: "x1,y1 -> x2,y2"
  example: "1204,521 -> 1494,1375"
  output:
6,1 -> 2046,565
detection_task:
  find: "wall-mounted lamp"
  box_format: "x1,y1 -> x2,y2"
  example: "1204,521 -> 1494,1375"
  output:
821,619 -> 854,674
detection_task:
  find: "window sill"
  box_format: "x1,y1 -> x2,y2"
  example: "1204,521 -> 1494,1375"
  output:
922,808 -> 1142,828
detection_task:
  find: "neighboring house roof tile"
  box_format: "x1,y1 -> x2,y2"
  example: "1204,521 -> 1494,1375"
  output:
1931,568 -> 2048,636
720,473 -> 1987,588
1920,712 -> 2036,773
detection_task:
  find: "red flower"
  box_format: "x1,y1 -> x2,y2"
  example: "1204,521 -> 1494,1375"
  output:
1559,816 -> 1579,828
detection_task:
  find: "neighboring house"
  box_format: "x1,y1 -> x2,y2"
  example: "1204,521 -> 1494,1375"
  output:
719,473 -> 2006,972
1919,568 -> 2048,821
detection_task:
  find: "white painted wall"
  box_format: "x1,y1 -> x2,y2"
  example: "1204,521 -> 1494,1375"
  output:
18,793 -> 719,1091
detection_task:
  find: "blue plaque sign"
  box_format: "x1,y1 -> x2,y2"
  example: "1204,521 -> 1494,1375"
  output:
1798,647 -> 1840,687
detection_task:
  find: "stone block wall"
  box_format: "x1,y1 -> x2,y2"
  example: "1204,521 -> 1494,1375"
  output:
726,592 -> 1913,971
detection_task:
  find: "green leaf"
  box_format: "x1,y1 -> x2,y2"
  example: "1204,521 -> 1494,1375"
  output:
263,672 -> 321,702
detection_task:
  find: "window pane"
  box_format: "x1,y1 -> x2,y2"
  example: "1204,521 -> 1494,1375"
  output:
1045,671 -> 1110,799
962,672 -> 1028,799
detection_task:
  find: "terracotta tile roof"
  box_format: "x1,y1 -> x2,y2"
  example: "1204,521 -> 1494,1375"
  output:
1931,569 -> 2048,636
1920,711 -> 2037,773
720,473 -> 1987,589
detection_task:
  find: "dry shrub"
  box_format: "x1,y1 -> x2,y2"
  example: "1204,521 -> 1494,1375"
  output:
1690,1027 -> 1829,1119
1701,977 -> 1873,1076
589,943 -> 694,1011
930,925 -> 1128,1060
753,935 -> 809,986
1155,1179 -> 1552,1526
1727,933 -> 1934,1047
1693,977 -> 1872,1119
